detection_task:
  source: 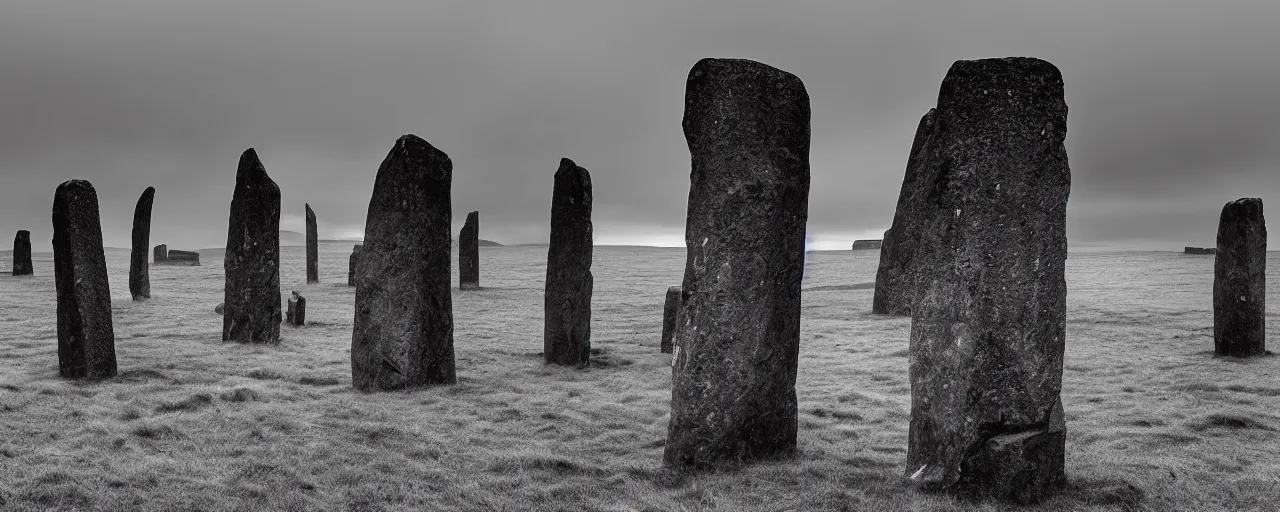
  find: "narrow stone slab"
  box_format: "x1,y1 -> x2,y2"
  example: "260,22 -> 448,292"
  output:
873,109 -> 937,316
352,134 -> 456,390
906,57 -> 1070,505
348,244 -> 362,287
660,286 -> 681,354
459,210 -> 479,289
12,230 -> 32,276
129,187 -> 155,300
1214,197 -> 1266,356
306,203 -> 319,283
544,158 -> 593,366
664,58 -> 810,468
53,180 -> 117,379
286,291 -> 306,326
223,148 -> 282,344
153,244 -> 167,263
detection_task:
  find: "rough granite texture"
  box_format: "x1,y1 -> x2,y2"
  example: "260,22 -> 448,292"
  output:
664,58 -> 810,468
53,180 -> 117,379
306,203 -> 319,283
873,109 -> 938,316
129,187 -> 155,300
459,211 -> 479,289
544,158 -> 594,366
223,148 -> 282,344
351,134 -> 456,390
12,230 -> 33,276
1214,198 -> 1266,357
905,57 -> 1070,505
660,286 -> 681,354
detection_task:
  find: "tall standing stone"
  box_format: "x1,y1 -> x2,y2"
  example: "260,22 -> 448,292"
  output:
906,57 -> 1070,505
544,158 -> 593,366
352,134 -> 456,390
459,211 -> 479,289
129,187 -> 155,300
12,230 -> 32,276
223,148 -> 282,344
873,109 -> 938,316
153,244 -> 167,263
660,286 -> 681,354
664,58 -> 810,468
348,244 -> 362,286
53,180 -> 117,379
1214,198 -> 1266,357
306,203 -> 319,284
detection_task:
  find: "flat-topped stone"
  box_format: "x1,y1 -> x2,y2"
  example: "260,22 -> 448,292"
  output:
53,180 -> 117,379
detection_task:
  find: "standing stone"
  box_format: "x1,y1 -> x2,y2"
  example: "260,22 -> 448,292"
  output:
873,109 -> 938,316
12,230 -> 32,276
1214,198 -> 1266,357
287,291 -> 306,326
129,187 -> 155,300
664,58 -> 810,468
351,134 -> 456,390
906,57 -> 1070,505
459,211 -> 479,289
223,148 -> 282,344
348,244 -> 362,286
660,286 -> 681,354
153,244 -> 167,263
53,180 -> 117,379
306,203 -> 319,284
544,158 -> 594,366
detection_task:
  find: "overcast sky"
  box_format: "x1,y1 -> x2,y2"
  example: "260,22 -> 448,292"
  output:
2,0 -> 1277,252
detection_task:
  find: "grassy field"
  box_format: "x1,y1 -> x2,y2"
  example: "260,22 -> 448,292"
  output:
0,243 -> 1277,511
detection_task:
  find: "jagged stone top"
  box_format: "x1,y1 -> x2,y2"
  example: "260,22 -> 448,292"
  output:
682,57 -> 810,154
937,57 -> 1067,121
235,148 -> 280,193
377,134 -> 452,183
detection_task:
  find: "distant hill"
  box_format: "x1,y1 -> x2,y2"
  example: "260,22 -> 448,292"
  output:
280,230 -> 305,246
478,239 -> 503,247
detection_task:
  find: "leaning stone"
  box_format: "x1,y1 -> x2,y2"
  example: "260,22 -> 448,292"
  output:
351,134 -> 456,390
223,148 -> 282,344
664,58 -> 810,468
53,180 -> 117,379
660,286 -> 681,354
306,203 -> 319,283
129,187 -> 155,300
459,211 -> 479,289
287,291 -> 306,326
1214,197 -> 1266,356
906,57 -> 1070,505
543,158 -> 593,366
153,244 -> 167,263
348,244 -> 362,287
873,109 -> 938,316
12,230 -> 33,276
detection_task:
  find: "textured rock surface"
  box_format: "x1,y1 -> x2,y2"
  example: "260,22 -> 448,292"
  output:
223,148 -> 282,344
660,286 -> 681,354
352,134 -> 456,390
1214,198 -> 1266,357
153,244 -> 167,263
348,244 -> 362,286
53,180 -> 117,379
665,58 -> 810,468
459,211 -> 479,289
287,291 -> 306,326
544,158 -> 593,366
12,230 -> 32,276
905,57 -> 1070,504
873,109 -> 938,316
306,203 -> 319,283
129,187 -> 155,300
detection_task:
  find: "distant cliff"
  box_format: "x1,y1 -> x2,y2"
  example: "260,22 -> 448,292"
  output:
851,239 -> 883,251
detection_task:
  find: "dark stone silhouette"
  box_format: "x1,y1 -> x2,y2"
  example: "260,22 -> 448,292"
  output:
544,158 -> 594,366
459,211 -> 479,289
348,244 -> 362,286
905,57 -> 1070,505
665,58 -> 810,468
53,180 -> 117,380
12,230 -> 32,276
1185,247 -> 1216,255
306,203 -> 319,283
223,148 -> 282,344
873,109 -> 938,316
287,291 -> 306,326
660,286 -> 681,354
129,187 -> 155,300
352,134 -> 456,390
158,249 -> 201,266
850,239 -> 882,250
1214,198 -> 1266,357
154,244 -> 167,263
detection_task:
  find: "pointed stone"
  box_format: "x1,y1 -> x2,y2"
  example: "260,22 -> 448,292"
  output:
1214,198 -> 1266,356
544,158 -> 593,367
348,244 -> 362,286
153,244 -> 167,263
459,211 -> 479,289
660,286 -> 681,354
906,57 -> 1070,505
306,203 -> 319,283
873,109 -> 937,316
352,134 -> 456,390
223,148 -> 282,344
129,187 -> 155,300
12,230 -> 32,276
665,58 -> 810,468
53,180 -> 117,379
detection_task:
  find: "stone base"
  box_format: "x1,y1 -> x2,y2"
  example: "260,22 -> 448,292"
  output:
459,282 -> 479,290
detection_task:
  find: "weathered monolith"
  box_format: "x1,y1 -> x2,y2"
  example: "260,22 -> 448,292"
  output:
1214,198 -> 1266,357
12,230 -> 32,276
287,291 -> 306,326
153,244 -> 167,263
873,109 -> 938,316
306,203 -> 319,284
351,134 -> 456,390
664,58 -> 810,468
906,57 -> 1070,505
129,187 -> 155,300
660,286 -> 681,354
544,158 -> 594,366
348,244 -> 362,286
53,180 -> 117,379
459,211 -> 479,289
223,148 -> 282,344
